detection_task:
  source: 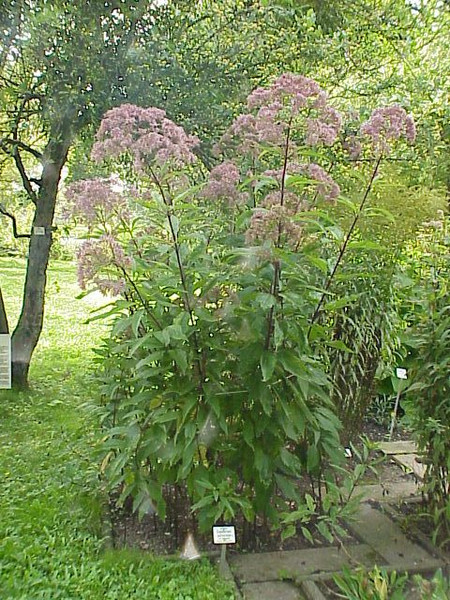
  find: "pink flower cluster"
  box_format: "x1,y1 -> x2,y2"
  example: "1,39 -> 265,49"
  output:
299,163 -> 340,201
65,177 -> 128,224
247,73 -> 322,110
245,204 -> 303,248
306,105 -> 342,146
202,161 -> 246,206
91,104 -> 200,170
360,105 -> 416,153
221,111 -> 284,154
220,73 -> 342,154
77,234 -> 132,295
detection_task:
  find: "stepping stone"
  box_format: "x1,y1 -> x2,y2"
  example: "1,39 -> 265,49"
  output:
241,581 -> 301,600
391,454 -> 426,480
299,580 -> 328,600
378,441 -> 417,455
229,544 -> 380,584
348,503 -> 442,572
356,480 -> 419,502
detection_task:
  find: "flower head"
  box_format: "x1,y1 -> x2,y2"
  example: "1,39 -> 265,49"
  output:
299,163 -> 340,201
221,73 -> 342,154
247,73 -> 321,111
65,177 -> 128,224
92,104 -> 199,170
202,161 -> 246,206
77,234 -> 132,295
360,105 -> 416,153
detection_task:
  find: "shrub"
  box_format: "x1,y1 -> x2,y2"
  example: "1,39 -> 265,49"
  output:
69,74 -> 417,536
404,218 -> 449,548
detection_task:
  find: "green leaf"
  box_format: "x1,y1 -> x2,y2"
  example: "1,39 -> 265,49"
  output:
170,214 -> 180,237
306,254 -> 328,274
324,294 -> 359,311
260,351 -> 276,381
301,526 -> 314,544
307,446 -> 320,473
153,328 -> 171,346
325,340 -> 354,352
279,351 -> 306,378
256,292 -> 277,310
274,319 -> 284,348
305,493 -> 316,512
317,520 -> 334,543
260,387 -> 273,416
170,348 -> 188,374
281,524 -> 296,541
275,473 -> 300,501
347,240 -> 384,251
243,420 -> 254,449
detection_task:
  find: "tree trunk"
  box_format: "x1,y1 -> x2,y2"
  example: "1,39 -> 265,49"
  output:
0,288 -> 9,334
11,114 -> 73,388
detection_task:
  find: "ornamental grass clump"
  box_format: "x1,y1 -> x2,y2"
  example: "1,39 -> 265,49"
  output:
66,73 -> 417,541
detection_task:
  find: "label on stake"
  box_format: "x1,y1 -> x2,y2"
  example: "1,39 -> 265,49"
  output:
396,367 -> 407,380
0,334 -> 11,389
212,525 -> 236,545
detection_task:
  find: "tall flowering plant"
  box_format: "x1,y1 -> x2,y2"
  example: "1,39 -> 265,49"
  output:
67,75 -> 416,540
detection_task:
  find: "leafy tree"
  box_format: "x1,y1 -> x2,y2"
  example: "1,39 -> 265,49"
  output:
0,1 -> 156,385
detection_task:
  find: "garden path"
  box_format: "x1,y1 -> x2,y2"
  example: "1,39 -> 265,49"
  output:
226,442 -> 449,600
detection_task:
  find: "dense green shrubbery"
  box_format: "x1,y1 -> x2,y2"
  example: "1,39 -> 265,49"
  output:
402,217 -> 449,548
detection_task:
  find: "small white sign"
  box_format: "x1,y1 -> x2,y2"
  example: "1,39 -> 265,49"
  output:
33,226 -> 46,236
212,525 -> 236,545
396,367 -> 408,380
0,334 -> 11,389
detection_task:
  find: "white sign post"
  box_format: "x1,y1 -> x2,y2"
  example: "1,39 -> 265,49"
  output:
389,367 -> 408,439
212,525 -> 236,576
0,334 -> 11,389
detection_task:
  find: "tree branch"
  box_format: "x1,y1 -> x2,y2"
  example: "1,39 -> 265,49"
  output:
0,137 -> 43,160
0,203 -> 31,238
11,148 -> 39,205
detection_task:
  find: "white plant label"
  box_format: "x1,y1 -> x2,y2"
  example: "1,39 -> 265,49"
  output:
396,367 -> 407,380
33,226 -> 46,236
212,525 -> 236,545
0,334 -> 11,389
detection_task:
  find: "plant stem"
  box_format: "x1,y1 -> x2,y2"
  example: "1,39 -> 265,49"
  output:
149,167 -> 207,386
265,121 -> 292,351
264,259 -> 280,350
118,265 -> 163,330
308,154 -> 383,334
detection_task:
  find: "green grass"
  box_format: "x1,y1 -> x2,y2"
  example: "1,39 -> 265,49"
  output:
0,258 -> 235,599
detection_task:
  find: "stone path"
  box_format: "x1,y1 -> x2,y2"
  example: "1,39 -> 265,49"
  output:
378,440 -> 426,480
226,442 -> 448,599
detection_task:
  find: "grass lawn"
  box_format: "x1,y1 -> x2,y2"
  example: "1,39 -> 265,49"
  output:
0,258 -> 235,600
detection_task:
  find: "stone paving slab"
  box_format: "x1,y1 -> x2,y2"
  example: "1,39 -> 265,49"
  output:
378,440 -> 417,455
391,454 -> 426,480
229,543 -> 380,584
357,480 -> 419,502
241,581 -> 301,600
348,503 -> 441,571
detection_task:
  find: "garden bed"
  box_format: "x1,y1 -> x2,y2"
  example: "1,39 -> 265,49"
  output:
107,420 -> 416,556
